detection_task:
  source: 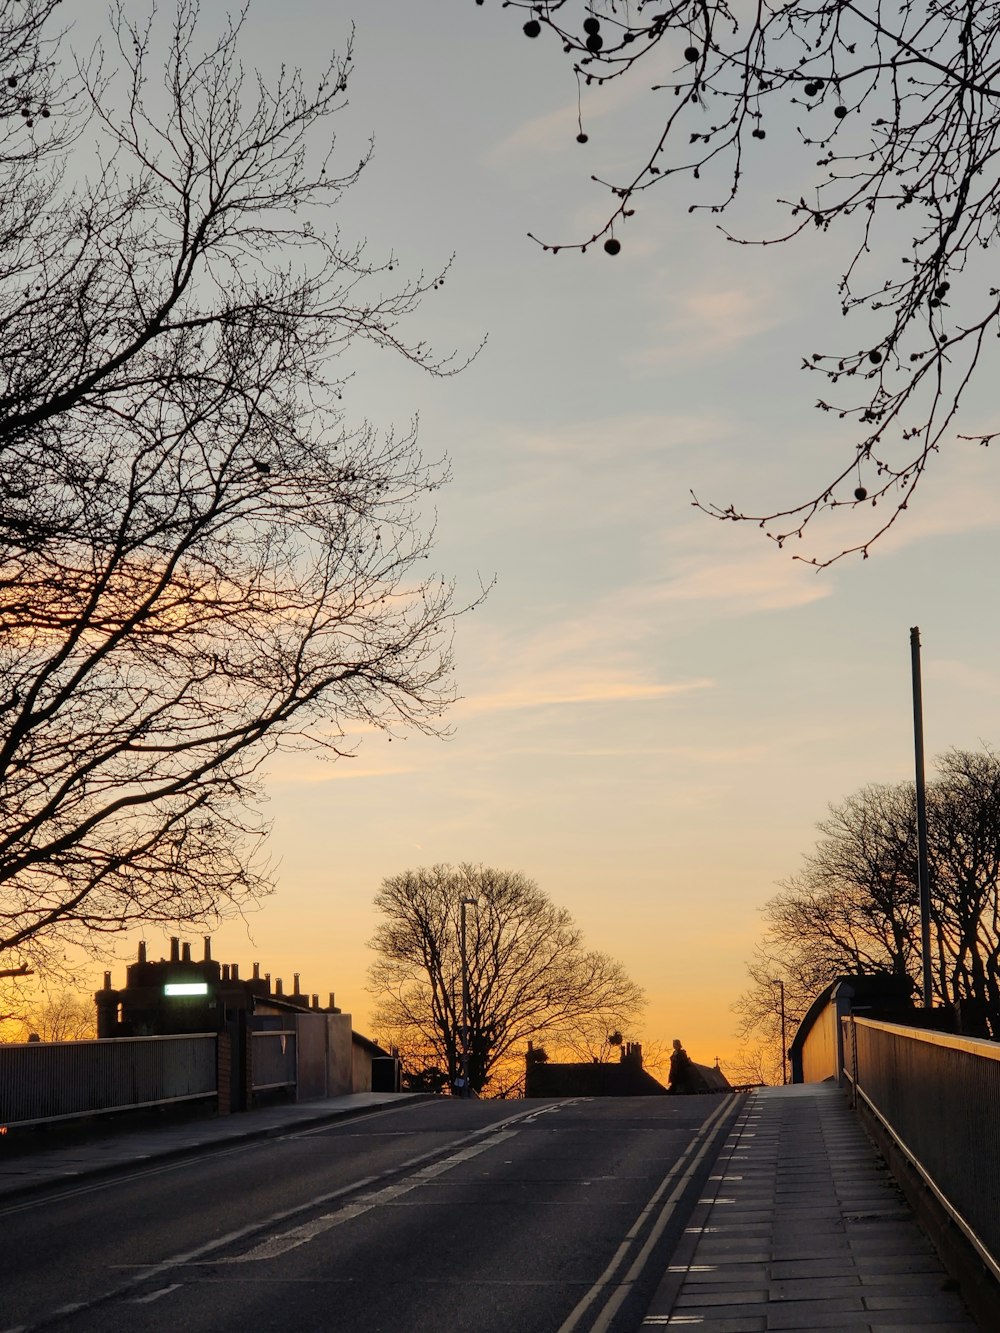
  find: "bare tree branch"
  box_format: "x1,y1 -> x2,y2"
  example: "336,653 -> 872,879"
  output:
0,3 -> 483,971
492,0 -> 1000,563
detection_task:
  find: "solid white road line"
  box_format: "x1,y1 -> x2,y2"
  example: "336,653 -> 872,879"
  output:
218,1129 -> 521,1262
131,1285 -> 182,1304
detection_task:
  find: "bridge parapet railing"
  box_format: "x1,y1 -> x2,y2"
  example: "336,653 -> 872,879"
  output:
0,1033 -> 218,1128
843,1016 -> 1000,1282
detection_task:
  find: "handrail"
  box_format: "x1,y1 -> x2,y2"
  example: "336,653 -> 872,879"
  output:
851,1016 -> 1000,1061
845,1015 -> 1000,1285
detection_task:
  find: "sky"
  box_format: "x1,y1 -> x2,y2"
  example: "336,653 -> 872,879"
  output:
59,1 -> 1000,1074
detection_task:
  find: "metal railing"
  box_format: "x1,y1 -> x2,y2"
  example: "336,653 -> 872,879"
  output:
250,1028 -> 297,1092
844,1017 -> 1000,1283
0,1033 -> 218,1128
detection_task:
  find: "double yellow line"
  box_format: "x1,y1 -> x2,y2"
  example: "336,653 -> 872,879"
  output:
557,1095 -> 743,1333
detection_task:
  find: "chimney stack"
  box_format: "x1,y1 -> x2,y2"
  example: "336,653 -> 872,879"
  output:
137,941 -> 147,964
181,941 -> 191,963
293,973 -> 301,995
328,992 -> 336,1011
253,962 -> 260,981
275,977 -> 283,996
170,937 -> 180,962
231,963 -> 239,981
203,937 -> 212,962
222,964 -> 230,982
312,994 -> 319,1010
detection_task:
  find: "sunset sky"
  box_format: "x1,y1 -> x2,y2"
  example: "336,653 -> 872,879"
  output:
69,1 -> 1000,1074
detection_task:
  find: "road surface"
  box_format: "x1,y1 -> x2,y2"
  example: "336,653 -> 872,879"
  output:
0,1094 -> 741,1333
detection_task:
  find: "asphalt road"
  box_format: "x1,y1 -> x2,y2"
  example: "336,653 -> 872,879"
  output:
0,1094 -> 742,1333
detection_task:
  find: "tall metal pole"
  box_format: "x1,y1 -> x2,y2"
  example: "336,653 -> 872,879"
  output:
910,627 -> 934,1009
773,979 -> 787,1085
459,897 -> 476,1098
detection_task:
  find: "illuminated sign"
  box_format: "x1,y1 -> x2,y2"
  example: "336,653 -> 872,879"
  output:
164,982 -> 209,997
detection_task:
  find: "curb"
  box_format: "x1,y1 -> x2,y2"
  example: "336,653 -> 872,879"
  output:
0,1093 -> 439,1203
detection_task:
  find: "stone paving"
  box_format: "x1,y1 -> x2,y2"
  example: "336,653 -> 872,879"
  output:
640,1082 -> 979,1331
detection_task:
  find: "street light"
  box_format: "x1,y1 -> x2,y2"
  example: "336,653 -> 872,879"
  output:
772,978 -> 788,1086
910,627 -> 933,1009
459,897 -> 478,1098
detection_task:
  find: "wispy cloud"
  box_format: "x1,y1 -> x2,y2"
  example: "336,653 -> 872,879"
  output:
488,80 -> 637,160
504,412 -> 724,460
268,761 -> 420,785
638,283 -> 786,366
457,675 -> 711,717
653,549 -> 831,613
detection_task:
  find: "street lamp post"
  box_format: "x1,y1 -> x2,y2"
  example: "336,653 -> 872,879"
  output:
772,978 -> 787,1085
459,897 -> 477,1098
910,627 -> 934,1009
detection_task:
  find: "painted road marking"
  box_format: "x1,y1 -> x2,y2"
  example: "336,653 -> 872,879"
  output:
218,1129 -> 521,1263
556,1095 -> 742,1333
6,1102 -> 562,1332
131,1285 -> 182,1304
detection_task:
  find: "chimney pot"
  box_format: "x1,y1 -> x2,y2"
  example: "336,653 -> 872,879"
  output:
222,964 -> 230,982
103,971 -> 112,990
328,992 -> 336,1010
181,942 -> 191,963
231,963 -> 239,981
203,936 -> 212,962
137,941 -> 147,964
312,994 -> 319,1010
253,962 -> 260,980
293,973 -> 300,995
275,977 -> 283,997
170,937 -> 180,962
264,972 -> 270,991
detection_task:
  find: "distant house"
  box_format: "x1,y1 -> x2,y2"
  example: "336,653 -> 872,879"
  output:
94,937 -> 399,1106
524,1041 -> 731,1097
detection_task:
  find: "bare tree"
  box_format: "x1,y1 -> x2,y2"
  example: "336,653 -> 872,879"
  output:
734,749 -> 1000,1042
368,864 -> 645,1095
491,0 -> 1000,562
724,1039 -> 782,1089
3,988 -> 96,1042
928,748 -> 1000,1032
0,3 -> 476,972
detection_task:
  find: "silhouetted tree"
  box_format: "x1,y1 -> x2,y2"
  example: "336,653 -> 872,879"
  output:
492,1 -> 1000,562
369,864 -> 644,1095
3,989 -> 96,1042
734,748 -> 1000,1042
928,749 -> 1000,1029
0,3 -> 473,973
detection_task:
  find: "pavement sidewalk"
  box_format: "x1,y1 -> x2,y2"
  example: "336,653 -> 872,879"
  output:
0,1091 -> 430,1201
641,1082 -> 980,1331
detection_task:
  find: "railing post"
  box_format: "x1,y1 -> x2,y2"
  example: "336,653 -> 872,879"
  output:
216,1031 -> 231,1116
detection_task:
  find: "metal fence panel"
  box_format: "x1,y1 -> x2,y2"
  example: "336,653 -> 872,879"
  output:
849,1018 -> 1000,1279
0,1034 -> 217,1127
250,1029 -> 297,1091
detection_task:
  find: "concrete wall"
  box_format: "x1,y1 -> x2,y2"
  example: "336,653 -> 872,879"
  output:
294,1013 -> 330,1100
800,1004 -> 839,1083
327,1014 -> 353,1095
352,1039 -> 373,1093
289,1012 -> 355,1100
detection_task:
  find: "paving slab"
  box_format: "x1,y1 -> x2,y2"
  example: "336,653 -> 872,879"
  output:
640,1083 -> 981,1331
